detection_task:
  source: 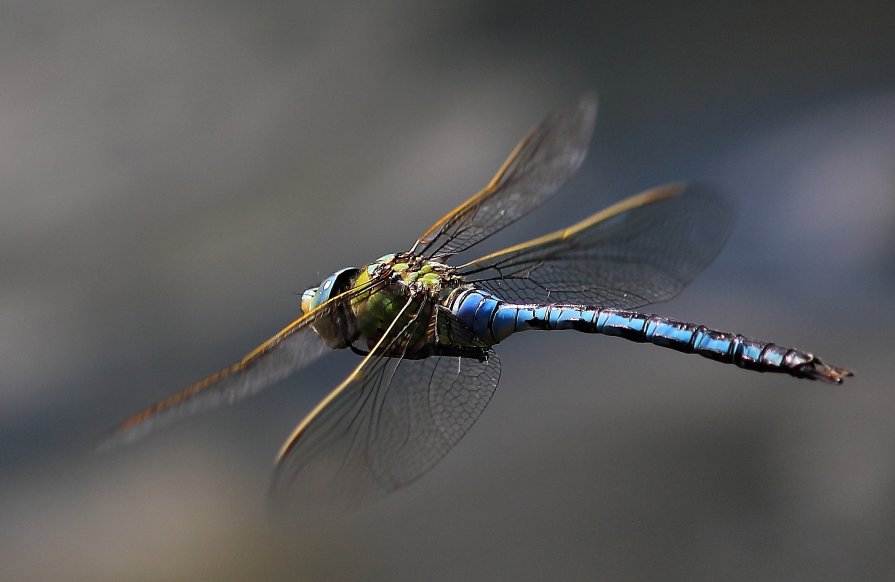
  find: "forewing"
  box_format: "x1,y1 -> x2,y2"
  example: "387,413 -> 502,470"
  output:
412,93 -> 597,259
457,183 -> 734,309
99,280 -> 385,449
271,305 -> 500,515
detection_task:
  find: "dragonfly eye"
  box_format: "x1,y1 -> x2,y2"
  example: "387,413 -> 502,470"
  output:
300,287 -> 318,313
302,267 -> 360,313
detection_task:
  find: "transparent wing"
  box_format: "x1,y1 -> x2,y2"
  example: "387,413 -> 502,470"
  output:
270,303 -> 500,515
456,183 -> 734,309
411,93 -> 597,260
98,278 -> 387,450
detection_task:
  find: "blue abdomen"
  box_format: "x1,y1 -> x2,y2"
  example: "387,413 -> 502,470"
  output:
449,288 -> 850,383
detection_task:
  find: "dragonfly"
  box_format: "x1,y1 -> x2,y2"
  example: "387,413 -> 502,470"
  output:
104,94 -> 852,512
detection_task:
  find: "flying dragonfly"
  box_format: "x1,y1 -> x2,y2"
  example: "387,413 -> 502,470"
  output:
103,94 -> 852,511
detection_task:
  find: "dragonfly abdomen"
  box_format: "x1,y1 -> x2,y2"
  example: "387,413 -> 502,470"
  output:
451,289 -> 851,384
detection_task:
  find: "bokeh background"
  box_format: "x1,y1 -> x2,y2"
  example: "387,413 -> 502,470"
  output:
2,1 -> 895,580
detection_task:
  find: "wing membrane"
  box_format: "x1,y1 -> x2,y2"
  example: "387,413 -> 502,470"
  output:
412,93 -> 597,259
457,183 -> 734,309
99,278 -> 386,449
271,302 -> 500,515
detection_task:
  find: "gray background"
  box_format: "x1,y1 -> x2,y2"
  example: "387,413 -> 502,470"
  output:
2,1 -> 894,580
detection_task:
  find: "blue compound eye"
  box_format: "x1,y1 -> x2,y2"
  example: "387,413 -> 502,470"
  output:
303,267 -> 360,312
300,287 -> 318,313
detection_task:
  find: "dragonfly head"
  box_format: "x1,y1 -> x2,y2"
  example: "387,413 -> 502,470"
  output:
301,267 -> 360,313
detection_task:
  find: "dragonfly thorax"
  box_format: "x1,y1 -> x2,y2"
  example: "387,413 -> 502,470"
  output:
299,254 -> 461,316
369,253 -> 462,300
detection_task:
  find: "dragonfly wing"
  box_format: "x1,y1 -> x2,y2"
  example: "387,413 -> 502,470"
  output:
412,93 -> 597,259
457,183 -> 735,309
99,281 -> 385,450
271,304 -> 500,515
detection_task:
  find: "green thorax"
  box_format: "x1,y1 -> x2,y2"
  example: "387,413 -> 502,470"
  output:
304,252 -> 466,352
352,253 -> 463,348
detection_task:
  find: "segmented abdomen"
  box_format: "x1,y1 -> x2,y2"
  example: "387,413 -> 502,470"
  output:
450,289 -> 850,384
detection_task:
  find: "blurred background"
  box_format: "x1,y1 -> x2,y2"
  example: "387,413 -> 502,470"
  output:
2,0 -> 894,580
